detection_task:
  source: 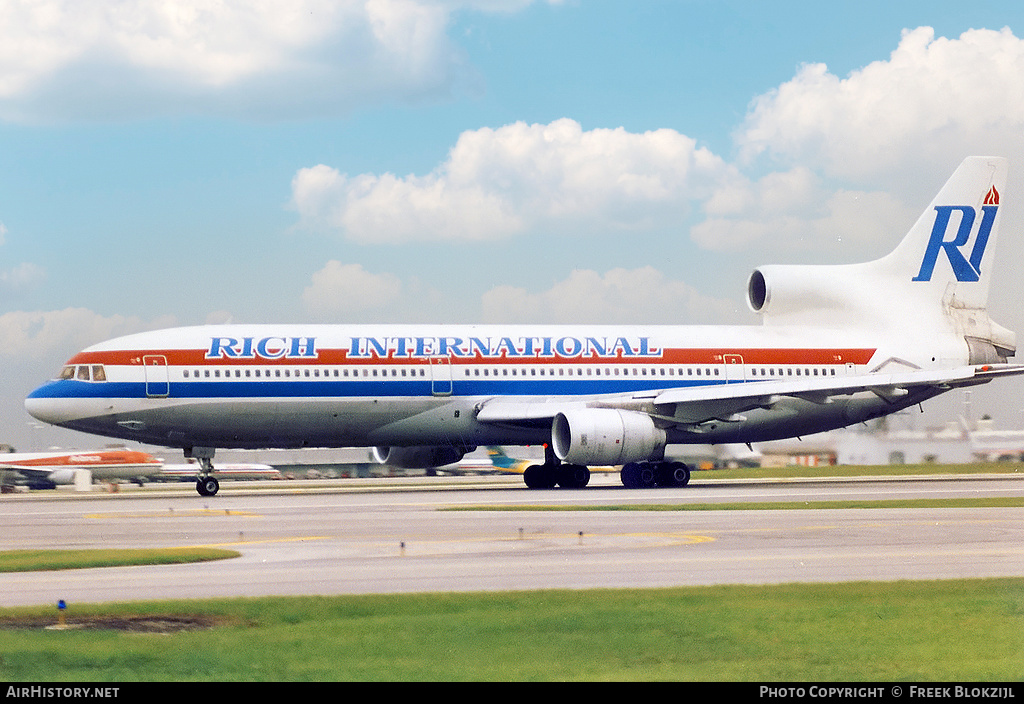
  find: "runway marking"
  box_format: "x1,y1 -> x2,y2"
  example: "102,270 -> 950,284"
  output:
86,509 -> 261,519
611,532 -> 715,545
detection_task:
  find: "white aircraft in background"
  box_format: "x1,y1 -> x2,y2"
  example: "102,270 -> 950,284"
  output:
156,457 -> 282,482
0,448 -> 161,490
25,157 -> 1024,495
960,417 -> 1024,462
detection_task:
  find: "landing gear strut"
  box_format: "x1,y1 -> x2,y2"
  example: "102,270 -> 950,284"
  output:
188,448 -> 220,497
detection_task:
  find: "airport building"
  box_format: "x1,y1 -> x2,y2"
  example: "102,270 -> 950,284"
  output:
759,416 -> 1024,466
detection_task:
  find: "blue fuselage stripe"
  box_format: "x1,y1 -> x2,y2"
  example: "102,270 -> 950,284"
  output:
28,377 -> 739,400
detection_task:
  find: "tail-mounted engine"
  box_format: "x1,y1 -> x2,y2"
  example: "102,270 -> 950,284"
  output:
747,263 -> 1015,363
746,265 -> 875,326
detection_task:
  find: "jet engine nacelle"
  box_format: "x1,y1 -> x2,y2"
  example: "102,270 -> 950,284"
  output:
748,263 -> 1016,363
552,409 -> 666,466
746,265 -> 871,324
45,469 -> 77,485
371,445 -> 468,469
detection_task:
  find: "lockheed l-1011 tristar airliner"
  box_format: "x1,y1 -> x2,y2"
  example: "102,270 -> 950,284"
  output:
26,157 -> 1024,495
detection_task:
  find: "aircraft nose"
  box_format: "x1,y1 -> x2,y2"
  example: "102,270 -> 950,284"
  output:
25,384 -> 68,426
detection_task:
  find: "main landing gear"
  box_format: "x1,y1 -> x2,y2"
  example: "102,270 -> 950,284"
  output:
523,462 -> 591,489
620,461 -> 691,489
523,444 -> 591,489
521,447 -> 692,490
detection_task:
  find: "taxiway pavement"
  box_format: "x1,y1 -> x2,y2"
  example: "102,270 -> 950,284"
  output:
1,474 -> 1022,606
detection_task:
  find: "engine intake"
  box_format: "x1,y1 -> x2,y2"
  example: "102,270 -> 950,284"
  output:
552,409 -> 665,466
746,265 -> 856,321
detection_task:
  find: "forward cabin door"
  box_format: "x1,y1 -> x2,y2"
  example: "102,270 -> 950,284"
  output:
430,355 -> 453,396
723,354 -> 745,383
143,355 -> 170,398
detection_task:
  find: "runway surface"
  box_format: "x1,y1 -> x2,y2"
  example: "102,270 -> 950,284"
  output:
2,473 -> 1023,606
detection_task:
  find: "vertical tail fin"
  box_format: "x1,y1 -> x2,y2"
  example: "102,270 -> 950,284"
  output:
749,157 -> 1014,364
880,156 -> 1013,362
881,156 -> 1007,311
484,446 -> 532,475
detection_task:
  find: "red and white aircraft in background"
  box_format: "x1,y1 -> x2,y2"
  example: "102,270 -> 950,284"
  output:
0,448 -> 161,490
25,157 -> 1024,496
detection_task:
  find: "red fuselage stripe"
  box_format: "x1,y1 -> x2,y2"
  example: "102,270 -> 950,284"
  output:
67,347 -> 877,367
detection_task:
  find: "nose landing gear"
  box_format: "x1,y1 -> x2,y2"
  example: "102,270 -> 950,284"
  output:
196,469 -> 220,497
188,449 -> 220,497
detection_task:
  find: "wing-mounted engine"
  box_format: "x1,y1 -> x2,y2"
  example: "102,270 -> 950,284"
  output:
552,409 -> 666,466
43,469 -> 77,485
371,445 -> 469,469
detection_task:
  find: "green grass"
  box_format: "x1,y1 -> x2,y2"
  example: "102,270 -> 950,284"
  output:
0,579 -> 1021,681
698,461 -> 1023,480
0,548 -> 239,573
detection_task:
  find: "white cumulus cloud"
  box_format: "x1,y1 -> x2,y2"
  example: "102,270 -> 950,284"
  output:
0,308 -> 172,359
692,167 -> 915,254
0,0 -> 537,122
738,26 -> 1024,182
301,261 -> 403,317
0,262 -> 46,299
481,267 -> 740,325
291,118 -> 731,243
0,223 -> 45,300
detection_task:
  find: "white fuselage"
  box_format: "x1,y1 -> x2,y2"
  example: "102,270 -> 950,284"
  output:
24,322 -> 954,452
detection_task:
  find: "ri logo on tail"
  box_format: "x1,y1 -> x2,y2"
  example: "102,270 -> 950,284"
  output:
913,185 -> 1000,282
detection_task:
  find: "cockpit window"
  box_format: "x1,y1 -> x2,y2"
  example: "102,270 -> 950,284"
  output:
58,364 -> 107,382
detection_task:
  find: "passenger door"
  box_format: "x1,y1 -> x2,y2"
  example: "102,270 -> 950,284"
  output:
143,355 -> 170,398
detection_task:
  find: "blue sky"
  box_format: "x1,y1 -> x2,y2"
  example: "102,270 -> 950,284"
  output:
4,0 -> 1024,450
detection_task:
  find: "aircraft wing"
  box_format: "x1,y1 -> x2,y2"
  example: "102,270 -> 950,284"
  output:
0,463 -> 50,478
476,363 -> 1024,428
